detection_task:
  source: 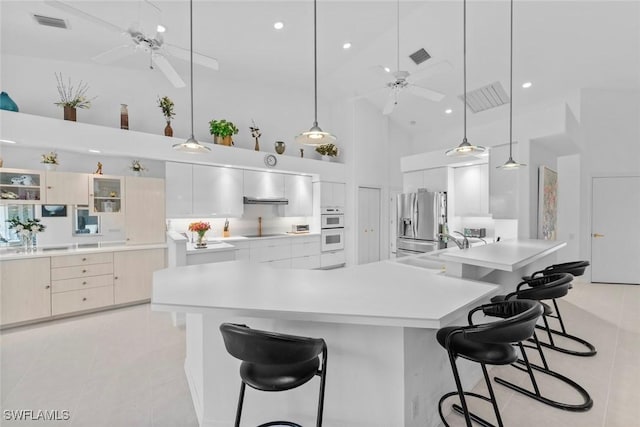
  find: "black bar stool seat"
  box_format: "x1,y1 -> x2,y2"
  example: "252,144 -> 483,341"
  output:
436,327 -> 518,365
241,358 -> 320,391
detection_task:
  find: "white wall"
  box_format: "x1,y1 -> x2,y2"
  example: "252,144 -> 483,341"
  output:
557,154 -> 581,262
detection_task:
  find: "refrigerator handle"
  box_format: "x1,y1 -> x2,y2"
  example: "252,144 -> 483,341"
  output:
412,194 -> 418,237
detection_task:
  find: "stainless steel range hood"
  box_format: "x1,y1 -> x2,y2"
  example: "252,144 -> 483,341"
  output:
243,196 -> 289,205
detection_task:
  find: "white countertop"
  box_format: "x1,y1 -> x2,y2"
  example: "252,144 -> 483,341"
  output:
186,241 -> 235,253
152,260 -> 498,329
0,242 -> 167,261
434,238 -> 566,271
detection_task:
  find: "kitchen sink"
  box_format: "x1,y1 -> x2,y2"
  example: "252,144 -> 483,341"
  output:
242,234 -> 286,238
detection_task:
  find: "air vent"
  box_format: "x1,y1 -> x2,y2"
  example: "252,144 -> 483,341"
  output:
409,48 -> 431,65
458,81 -> 510,113
32,14 -> 68,29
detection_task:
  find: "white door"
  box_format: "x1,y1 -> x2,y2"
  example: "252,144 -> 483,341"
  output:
591,176 -> 640,284
358,187 -> 381,265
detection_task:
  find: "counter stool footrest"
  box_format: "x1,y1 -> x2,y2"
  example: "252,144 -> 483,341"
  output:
439,391 -> 501,427
532,324 -> 597,357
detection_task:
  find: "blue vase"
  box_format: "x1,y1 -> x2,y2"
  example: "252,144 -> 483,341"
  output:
0,92 -> 19,112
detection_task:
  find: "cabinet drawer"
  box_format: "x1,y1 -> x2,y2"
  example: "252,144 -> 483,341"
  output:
51,252 -> 113,268
51,263 -> 114,281
320,251 -> 346,268
250,244 -> 292,262
292,240 -> 321,257
262,258 -> 292,269
291,255 -> 321,270
52,274 -> 113,293
51,285 -> 114,316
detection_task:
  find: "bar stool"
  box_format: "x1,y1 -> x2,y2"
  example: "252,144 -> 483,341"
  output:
524,260 -> 596,356
491,273 -> 593,412
219,323 -> 328,427
437,299 -> 543,427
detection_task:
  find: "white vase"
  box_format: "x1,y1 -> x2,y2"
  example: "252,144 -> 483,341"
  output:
321,155 -> 331,162
133,170 -> 141,177
44,163 -> 57,171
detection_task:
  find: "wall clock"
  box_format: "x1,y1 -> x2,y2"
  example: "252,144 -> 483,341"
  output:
264,154 -> 277,168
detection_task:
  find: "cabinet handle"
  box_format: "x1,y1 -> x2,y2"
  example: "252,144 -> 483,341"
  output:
82,269 -> 87,273
126,238 -> 130,241
82,257 -> 87,261
45,285 -> 50,289
82,297 -> 87,301
82,281 -> 87,285
114,276 -> 118,280
47,186 -> 52,189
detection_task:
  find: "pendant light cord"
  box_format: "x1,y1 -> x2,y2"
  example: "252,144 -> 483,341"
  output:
509,0 -> 513,158
313,0 -> 318,126
396,0 -> 400,71
189,0 -> 194,138
463,0 -> 467,142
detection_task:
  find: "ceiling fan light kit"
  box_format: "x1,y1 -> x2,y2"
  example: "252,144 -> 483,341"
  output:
296,0 -> 336,146
445,0 -> 486,158
497,0 -> 526,170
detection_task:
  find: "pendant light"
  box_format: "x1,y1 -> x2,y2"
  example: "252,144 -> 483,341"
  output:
295,0 -> 336,146
497,0 -> 526,169
445,0 -> 486,157
173,0 -> 210,153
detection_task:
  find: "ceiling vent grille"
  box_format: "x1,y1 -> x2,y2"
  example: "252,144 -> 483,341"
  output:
32,14 -> 68,29
409,48 -> 431,65
458,81 -> 510,113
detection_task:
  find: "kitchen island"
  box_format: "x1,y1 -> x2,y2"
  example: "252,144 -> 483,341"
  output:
151,239 -> 564,427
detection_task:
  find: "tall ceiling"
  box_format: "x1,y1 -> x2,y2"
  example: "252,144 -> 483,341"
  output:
2,0 -> 639,137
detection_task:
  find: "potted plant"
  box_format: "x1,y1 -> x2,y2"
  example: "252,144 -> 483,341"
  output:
315,143 -> 339,161
209,119 -> 238,146
158,96 -> 175,136
130,160 -> 147,176
54,72 -> 95,121
41,152 -> 59,171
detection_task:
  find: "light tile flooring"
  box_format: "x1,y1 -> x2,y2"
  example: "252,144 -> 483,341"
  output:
0,280 -> 638,427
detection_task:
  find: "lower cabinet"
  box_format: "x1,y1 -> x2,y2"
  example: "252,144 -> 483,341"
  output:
52,286 -> 114,316
114,249 -> 166,304
249,235 -> 321,269
291,255 -> 321,269
0,258 -> 51,325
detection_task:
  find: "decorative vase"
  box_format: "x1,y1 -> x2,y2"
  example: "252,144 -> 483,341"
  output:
254,138 -> 260,151
300,148 -> 304,158
63,106 -> 77,122
321,155 -> 331,162
275,141 -> 286,155
195,231 -> 207,248
223,230 -> 230,238
44,163 -> 57,171
0,91 -> 19,112
214,135 -> 233,146
164,121 -> 173,137
133,170 -> 141,177
21,232 -> 34,251
120,104 -> 129,130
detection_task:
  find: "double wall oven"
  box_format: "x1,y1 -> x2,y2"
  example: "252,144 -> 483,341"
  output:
321,207 -> 344,252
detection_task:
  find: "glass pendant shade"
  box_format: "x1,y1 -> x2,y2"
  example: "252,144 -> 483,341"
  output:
497,155 -> 526,170
295,123 -> 336,146
173,135 -> 210,153
445,138 -> 486,157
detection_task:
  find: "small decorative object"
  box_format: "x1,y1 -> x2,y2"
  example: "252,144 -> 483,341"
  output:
223,218 -> 230,238
315,143 -> 339,161
41,152 -> 58,171
250,119 -> 261,151
209,119 -> 238,146
94,162 -> 103,175
264,154 -> 277,168
158,96 -> 175,136
0,91 -> 19,112
11,175 -> 33,186
130,160 -> 146,176
120,104 -> 129,130
275,141 -> 286,155
188,221 -> 211,248
54,72 -> 95,121
109,191 -> 117,198
0,157 -> 3,167
7,217 -> 46,251
300,148 -> 304,158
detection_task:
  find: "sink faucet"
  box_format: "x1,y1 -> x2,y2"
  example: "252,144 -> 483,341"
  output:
439,231 -> 470,249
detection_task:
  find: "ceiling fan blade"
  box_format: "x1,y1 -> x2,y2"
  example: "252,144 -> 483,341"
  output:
91,45 -> 134,64
405,84 -> 445,102
164,43 -> 219,70
152,54 -> 186,88
382,91 -> 398,115
407,61 -> 453,84
44,0 -> 125,34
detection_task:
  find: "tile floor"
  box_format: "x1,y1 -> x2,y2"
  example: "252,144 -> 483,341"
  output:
0,280 -> 638,427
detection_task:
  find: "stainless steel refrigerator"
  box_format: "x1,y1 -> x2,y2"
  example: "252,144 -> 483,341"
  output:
396,191 -> 447,256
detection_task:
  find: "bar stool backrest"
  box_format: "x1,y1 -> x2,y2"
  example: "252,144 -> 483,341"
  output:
513,273 -> 573,301
465,300 -> 543,345
542,260 -> 590,277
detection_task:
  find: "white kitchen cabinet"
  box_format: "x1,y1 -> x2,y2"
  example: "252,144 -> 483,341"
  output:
357,187 -> 381,265
291,255 -> 321,269
243,170 -> 285,199
403,171 -> 424,193
489,144 -> 519,219
113,248 -> 166,304
232,241 -> 251,261
193,165 -> 243,217
45,171 -> 89,205
165,162 -> 193,218
284,174 -> 313,217
403,167 -> 448,193
453,164 -> 489,216
0,258 -> 51,325
250,237 -> 292,263
125,176 -> 166,244
187,249 -> 236,266
90,175 -> 123,214
320,181 -> 345,207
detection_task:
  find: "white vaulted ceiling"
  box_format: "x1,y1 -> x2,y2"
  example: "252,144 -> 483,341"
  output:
1,0 -> 639,137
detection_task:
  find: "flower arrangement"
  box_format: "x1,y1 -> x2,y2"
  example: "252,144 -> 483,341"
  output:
130,160 -> 146,172
158,96 -> 175,122
41,152 -> 59,165
315,143 -> 339,157
250,119 -> 261,139
54,72 -> 95,109
209,119 -> 239,137
7,217 -> 46,235
188,221 -> 211,248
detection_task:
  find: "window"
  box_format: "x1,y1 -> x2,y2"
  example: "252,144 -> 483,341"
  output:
0,205 -> 35,244
73,205 -> 101,236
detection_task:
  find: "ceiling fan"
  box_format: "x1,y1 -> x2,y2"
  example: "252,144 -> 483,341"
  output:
44,0 -> 219,88
362,0 -> 450,115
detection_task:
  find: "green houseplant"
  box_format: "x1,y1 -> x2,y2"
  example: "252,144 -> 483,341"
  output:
158,96 -> 175,136
315,143 -> 338,160
209,119 -> 238,146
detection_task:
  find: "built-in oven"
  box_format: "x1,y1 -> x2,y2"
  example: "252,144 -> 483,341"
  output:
321,207 -> 344,229
321,228 -> 345,252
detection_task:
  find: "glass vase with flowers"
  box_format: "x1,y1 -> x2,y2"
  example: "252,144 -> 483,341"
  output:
188,221 -> 211,248
6,217 -> 46,251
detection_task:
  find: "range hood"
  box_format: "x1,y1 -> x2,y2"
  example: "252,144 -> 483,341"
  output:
243,196 -> 289,205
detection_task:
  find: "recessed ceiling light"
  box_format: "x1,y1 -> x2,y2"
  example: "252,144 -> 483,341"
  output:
156,24 -> 166,33
342,42 -> 352,50
273,21 -> 284,30
88,149 -> 101,153
0,139 -> 17,144
383,67 -> 391,73
522,81 -> 532,89
445,109 -> 453,114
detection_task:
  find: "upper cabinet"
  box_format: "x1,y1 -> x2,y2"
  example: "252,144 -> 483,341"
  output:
243,170 -> 285,199
403,167 -> 448,193
284,175 -> 312,217
320,181 -> 345,207
452,164 -> 489,216
45,171 -> 89,205
193,165 -> 243,217
165,162 -> 193,218
0,168 -> 44,204
125,177 -> 166,244
90,175 -> 123,214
